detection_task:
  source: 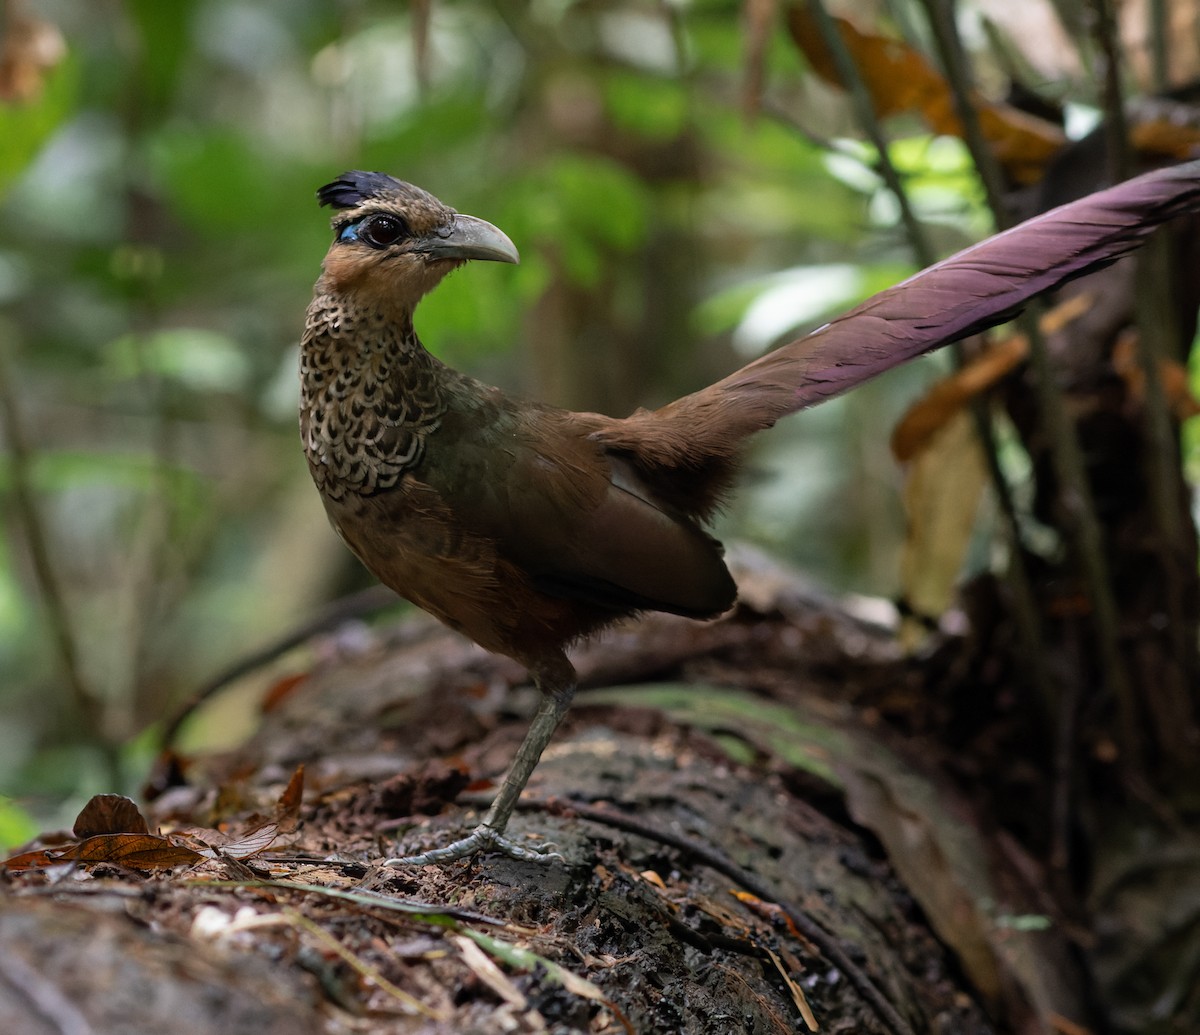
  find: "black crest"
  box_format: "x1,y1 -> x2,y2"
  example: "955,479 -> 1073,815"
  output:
317,171 -> 407,210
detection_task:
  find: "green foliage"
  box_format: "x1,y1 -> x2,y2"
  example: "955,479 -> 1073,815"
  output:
603,72 -> 690,140
123,0 -> 192,112
106,328 -> 249,394
1185,330 -> 1200,481
0,57 -> 77,197
0,447 -> 203,497
0,796 -> 37,852
508,154 -> 650,287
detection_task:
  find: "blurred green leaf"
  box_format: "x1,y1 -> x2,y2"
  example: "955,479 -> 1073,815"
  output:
125,0 -> 192,112
499,155 -> 650,291
0,537 -> 27,643
151,128 -> 281,233
0,796 -> 37,851
0,450 -> 204,500
695,260 -> 912,342
603,71 -> 689,140
106,327 -> 249,392
419,259 -> 523,360
364,92 -> 493,170
0,57 -> 78,198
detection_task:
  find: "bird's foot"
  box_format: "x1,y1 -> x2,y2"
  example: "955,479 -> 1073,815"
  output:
384,823 -> 563,867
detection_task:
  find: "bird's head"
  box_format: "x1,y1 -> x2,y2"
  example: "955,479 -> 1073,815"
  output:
315,171 -> 519,316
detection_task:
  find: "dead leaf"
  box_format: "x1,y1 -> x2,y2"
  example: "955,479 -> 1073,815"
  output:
275,764 -> 304,833
377,760 -> 470,818
4,833 -> 204,872
732,889 -> 804,940
890,294 -> 1093,462
787,5 -> 1064,184
207,821 -> 281,861
1111,329 -> 1200,420
261,672 -> 309,712
451,933 -> 529,1009
898,410 -> 987,636
766,946 -> 819,1031
1049,1011 -> 1096,1035
889,335 -> 1026,462
1131,117 -> 1200,161
73,793 -> 150,837
0,5 -> 66,103
639,869 -> 668,890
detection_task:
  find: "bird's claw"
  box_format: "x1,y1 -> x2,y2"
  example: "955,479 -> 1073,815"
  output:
384,824 -> 564,867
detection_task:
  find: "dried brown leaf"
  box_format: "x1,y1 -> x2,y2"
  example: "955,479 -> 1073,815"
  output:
732,889 -> 803,940
73,793 -> 150,838
261,672 -> 309,713
889,336 -> 1027,462
898,411 -> 987,632
1131,118 -> 1200,161
275,764 -> 304,833
890,293 -> 1093,463
0,8 -> 66,103
3,833 -> 204,872
766,946 -> 819,1031
212,822 -> 281,861
787,5 -> 1064,184
1112,329 -> 1200,419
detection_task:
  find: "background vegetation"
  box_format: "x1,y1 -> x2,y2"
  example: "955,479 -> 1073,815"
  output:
1,0 -> 1196,848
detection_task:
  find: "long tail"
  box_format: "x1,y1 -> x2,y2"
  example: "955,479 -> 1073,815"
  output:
592,159 -> 1200,513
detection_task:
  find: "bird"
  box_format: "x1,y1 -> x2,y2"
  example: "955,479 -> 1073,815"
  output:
301,163 -> 1200,866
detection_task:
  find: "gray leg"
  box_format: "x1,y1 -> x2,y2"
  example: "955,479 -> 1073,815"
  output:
385,671 -> 576,866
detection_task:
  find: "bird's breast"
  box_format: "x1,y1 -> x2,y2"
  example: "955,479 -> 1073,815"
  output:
299,319 -> 445,501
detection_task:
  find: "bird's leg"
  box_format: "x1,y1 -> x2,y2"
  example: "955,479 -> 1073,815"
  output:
385,663 -> 576,866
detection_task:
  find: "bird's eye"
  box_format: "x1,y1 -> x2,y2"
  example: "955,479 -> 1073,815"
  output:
358,214 -> 407,248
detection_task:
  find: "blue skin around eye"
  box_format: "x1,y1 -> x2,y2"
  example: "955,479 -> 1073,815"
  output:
339,221 -> 361,242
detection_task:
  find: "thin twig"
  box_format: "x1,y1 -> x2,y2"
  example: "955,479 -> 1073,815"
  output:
1024,316 -> 1141,759
0,948 -> 93,1035
0,343 -> 107,744
921,0 -> 1009,221
1131,236 -> 1197,764
1149,0 -> 1170,93
808,0 -> 934,265
1095,0 -> 1196,761
1091,0 -> 1133,182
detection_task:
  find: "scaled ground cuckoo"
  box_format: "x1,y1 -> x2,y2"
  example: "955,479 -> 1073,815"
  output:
301,164 -> 1200,866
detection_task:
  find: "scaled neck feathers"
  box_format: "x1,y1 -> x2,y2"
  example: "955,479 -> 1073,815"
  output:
300,293 -> 446,500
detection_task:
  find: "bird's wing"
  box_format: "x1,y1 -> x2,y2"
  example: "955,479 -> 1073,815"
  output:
521,449 -> 737,618
421,408 -> 737,619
